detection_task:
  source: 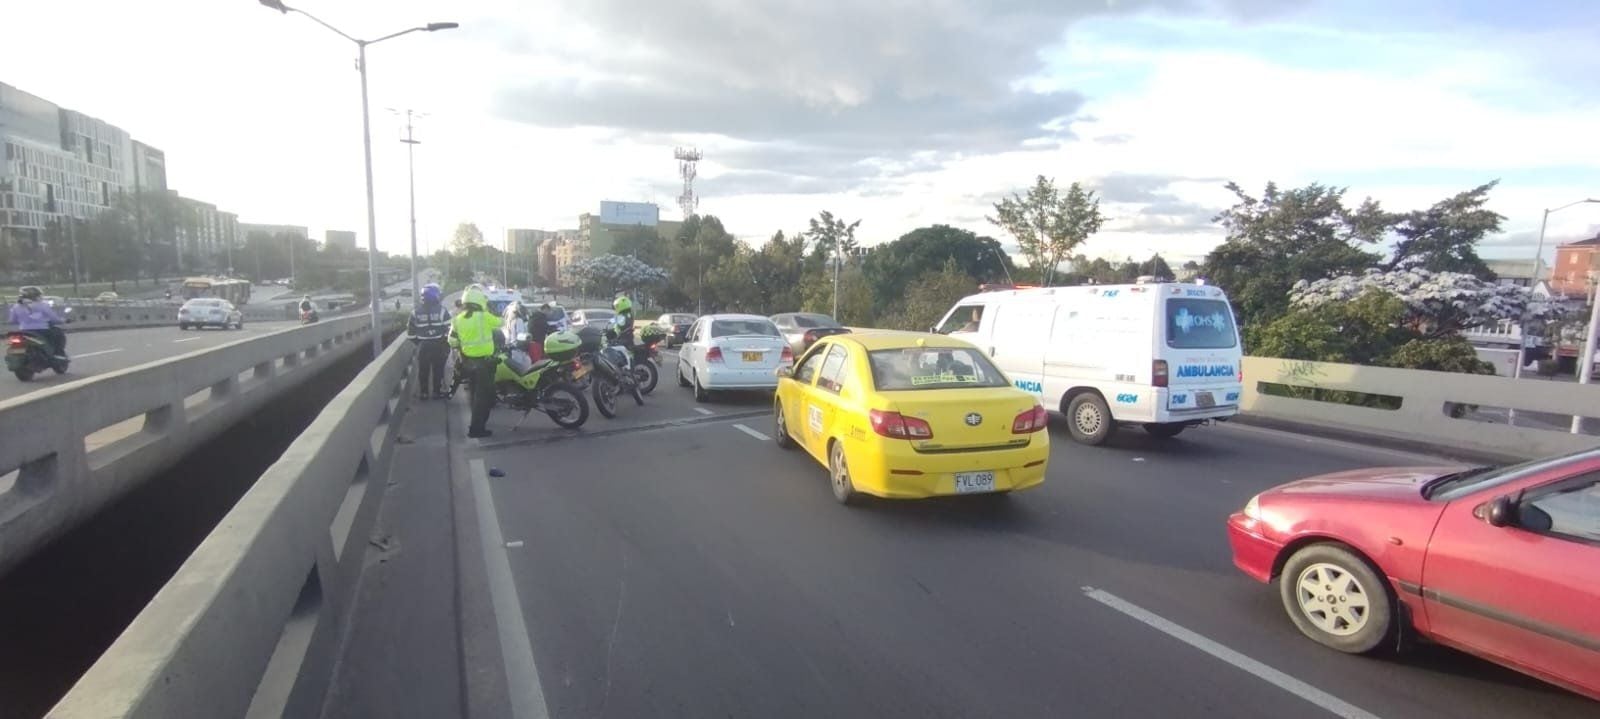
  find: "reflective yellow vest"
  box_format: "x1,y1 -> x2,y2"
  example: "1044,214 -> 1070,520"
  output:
450,309 -> 502,358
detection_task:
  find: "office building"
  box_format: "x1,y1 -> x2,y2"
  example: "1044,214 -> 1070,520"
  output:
325,229 -> 358,251
1551,233 -> 1600,298
576,201 -> 682,259
506,228 -> 559,255
240,222 -> 308,241
0,81 -> 131,248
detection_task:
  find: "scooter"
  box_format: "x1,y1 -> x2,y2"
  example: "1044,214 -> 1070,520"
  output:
300,308 -> 319,324
6,327 -> 68,381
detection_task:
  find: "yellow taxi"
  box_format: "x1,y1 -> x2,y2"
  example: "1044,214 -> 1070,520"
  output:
773,331 -> 1050,504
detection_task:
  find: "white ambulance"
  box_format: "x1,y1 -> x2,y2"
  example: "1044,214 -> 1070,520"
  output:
932,279 -> 1244,445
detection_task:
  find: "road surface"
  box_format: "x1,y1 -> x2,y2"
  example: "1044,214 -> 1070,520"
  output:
328,349 -> 1595,719
0,321 -> 299,402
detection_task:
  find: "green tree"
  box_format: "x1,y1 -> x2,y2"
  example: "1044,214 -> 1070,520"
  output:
1383,181 -> 1501,280
450,222 -> 484,254
803,211 -> 861,263
861,225 -> 1011,304
613,224 -> 669,267
1139,253 -> 1174,280
880,260 -> 982,331
1252,289 -> 1492,375
800,264 -> 873,326
988,176 -> 1104,285
1204,181 -> 1389,332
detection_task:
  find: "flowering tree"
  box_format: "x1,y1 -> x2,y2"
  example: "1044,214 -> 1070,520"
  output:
563,254 -> 669,298
1291,268 -> 1564,337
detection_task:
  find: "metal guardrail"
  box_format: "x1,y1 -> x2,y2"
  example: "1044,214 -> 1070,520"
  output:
0,314 -> 398,577
48,329 -> 417,719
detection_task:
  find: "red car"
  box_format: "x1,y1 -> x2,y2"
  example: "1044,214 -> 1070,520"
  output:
1228,448 -> 1600,702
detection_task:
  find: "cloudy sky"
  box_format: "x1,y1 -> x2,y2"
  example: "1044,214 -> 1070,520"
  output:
5,0 -> 1598,265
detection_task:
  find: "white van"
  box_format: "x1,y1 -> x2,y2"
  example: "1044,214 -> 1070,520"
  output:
933,281 -> 1243,445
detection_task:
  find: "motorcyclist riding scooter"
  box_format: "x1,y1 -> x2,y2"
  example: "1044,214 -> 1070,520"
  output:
299,295 -> 319,324
6,286 -> 70,381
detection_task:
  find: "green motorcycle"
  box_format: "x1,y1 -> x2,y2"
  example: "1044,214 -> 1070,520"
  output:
492,330 -> 589,429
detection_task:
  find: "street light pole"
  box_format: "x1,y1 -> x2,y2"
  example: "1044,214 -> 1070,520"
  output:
397,109 -> 423,302
257,0 -> 457,358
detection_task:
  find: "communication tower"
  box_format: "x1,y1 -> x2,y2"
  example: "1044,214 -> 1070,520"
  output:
674,146 -> 702,220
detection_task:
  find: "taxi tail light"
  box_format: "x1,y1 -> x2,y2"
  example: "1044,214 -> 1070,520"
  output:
1012,404 -> 1049,433
1152,359 -> 1169,388
705,346 -> 724,363
869,409 -> 933,439
780,345 -> 794,364
7,335 -> 23,347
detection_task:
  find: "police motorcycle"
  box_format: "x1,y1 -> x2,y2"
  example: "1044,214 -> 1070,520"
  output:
492,330 -> 590,429
628,324 -> 667,395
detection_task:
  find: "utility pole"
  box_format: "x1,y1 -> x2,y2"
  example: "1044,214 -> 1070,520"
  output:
69,217 -> 81,297
395,108 -> 425,300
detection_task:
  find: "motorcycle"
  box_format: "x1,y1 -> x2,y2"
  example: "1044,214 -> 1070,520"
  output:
6,329 -> 68,381
491,330 -> 590,429
629,325 -> 667,395
591,337 -> 645,419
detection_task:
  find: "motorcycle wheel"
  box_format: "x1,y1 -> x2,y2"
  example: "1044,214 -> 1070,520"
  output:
627,374 -> 645,405
634,361 -> 659,395
543,382 -> 590,428
593,376 -> 619,418
52,360 -> 68,375
13,368 -> 34,381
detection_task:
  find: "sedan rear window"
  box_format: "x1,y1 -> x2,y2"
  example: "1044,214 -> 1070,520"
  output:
868,347 -> 1010,391
186,299 -> 223,307
711,319 -> 780,338
791,314 -> 840,329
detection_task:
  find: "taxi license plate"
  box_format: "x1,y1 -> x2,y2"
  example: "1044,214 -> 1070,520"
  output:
954,471 -> 996,494
1196,391 -> 1216,408
741,351 -> 762,362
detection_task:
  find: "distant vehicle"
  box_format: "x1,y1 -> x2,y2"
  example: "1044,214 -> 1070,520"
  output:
568,308 -> 615,331
483,287 -> 523,318
774,332 -> 1049,504
771,312 -> 850,355
654,313 -> 696,347
94,291 -> 120,302
181,276 -> 251,305
935,280 -> 1243,445
178,298 -> 243,330
1228,448 -> 1600,702
676,314 -> 791,402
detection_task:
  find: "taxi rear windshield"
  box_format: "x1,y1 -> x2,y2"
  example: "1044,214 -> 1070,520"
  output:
868,347 -> 1009,391
1166,298 -> 1238,349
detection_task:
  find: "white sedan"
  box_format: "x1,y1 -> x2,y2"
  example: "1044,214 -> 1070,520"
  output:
676,314 -> 793,402
178,298 -> 243,330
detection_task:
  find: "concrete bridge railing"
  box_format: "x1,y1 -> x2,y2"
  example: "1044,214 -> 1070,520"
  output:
0,314 -> 399,577
47,331 -> 418,719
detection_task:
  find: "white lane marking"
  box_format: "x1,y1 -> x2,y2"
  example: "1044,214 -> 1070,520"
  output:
469,459 -> 551,719
1081,587 -> 1382,719
172,337 -> 203,343
692,407 -> 714,416
732,423 -> 770,441
73,348 -> 124,359
505,540 -> 524,548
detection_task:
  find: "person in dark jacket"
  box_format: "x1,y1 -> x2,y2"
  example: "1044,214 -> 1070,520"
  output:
407,283 -> 451,399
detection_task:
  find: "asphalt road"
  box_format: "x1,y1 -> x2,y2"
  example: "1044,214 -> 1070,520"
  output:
0,320 -> 300,402
351,348 -> 1585,719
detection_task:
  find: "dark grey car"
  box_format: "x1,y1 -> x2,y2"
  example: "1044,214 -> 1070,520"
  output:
770,312 -> 850,354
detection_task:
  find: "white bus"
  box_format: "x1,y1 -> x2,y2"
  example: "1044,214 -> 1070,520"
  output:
933,280 -> 1243,445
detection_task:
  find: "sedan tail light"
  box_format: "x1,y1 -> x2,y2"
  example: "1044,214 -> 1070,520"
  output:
7,336 -> 23,347
780,345 -> 794,364
706,346 -> 724,363
1012,404 -> 1049,433
803,329 -> 818,344
869,409 -> 934,439
1152,359 -> 1169,388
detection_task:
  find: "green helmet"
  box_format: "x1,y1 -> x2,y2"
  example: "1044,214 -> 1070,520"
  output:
612,295 -> 633,314
463,287 -> 488,308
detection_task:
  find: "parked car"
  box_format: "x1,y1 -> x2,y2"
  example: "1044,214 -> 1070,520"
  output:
1227,448 -> 1600,701
771,312 -> 850,355
676,314 -> 791,401
178,298 -> 244,330
772,332 -> 1049,504
569,308 -> 616,331
654,313 -> 696,347
95,291 -> 120,301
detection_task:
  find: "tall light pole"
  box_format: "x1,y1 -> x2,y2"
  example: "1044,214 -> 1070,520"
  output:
258,0 -> 457,357
392,108 -> 426,301
1513,199 -> 1600,384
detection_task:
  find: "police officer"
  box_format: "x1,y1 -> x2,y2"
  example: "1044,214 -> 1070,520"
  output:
449,286 -> 504,438
407,283 -> 451,399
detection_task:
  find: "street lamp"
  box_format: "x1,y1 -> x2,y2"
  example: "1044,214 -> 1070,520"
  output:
1513,198 -> 1600,384
390,108 -> 427,302
258,0 -> 458,357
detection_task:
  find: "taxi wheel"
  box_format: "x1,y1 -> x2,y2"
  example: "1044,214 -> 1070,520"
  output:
1066,393 -> 1114,445
774,401 -> 796,449
693,371 -> 710,403
1279,543 -> 1394,655
827,441 -> 858,505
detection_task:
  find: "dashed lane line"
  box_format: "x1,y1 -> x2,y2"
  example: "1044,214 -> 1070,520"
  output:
732,423 -> 771,441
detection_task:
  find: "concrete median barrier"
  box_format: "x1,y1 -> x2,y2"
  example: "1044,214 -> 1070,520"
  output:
0,314 -> 401,578
46,327 -> 418,719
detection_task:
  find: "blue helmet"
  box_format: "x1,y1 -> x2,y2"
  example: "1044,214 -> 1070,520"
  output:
421,283 -> 441,303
